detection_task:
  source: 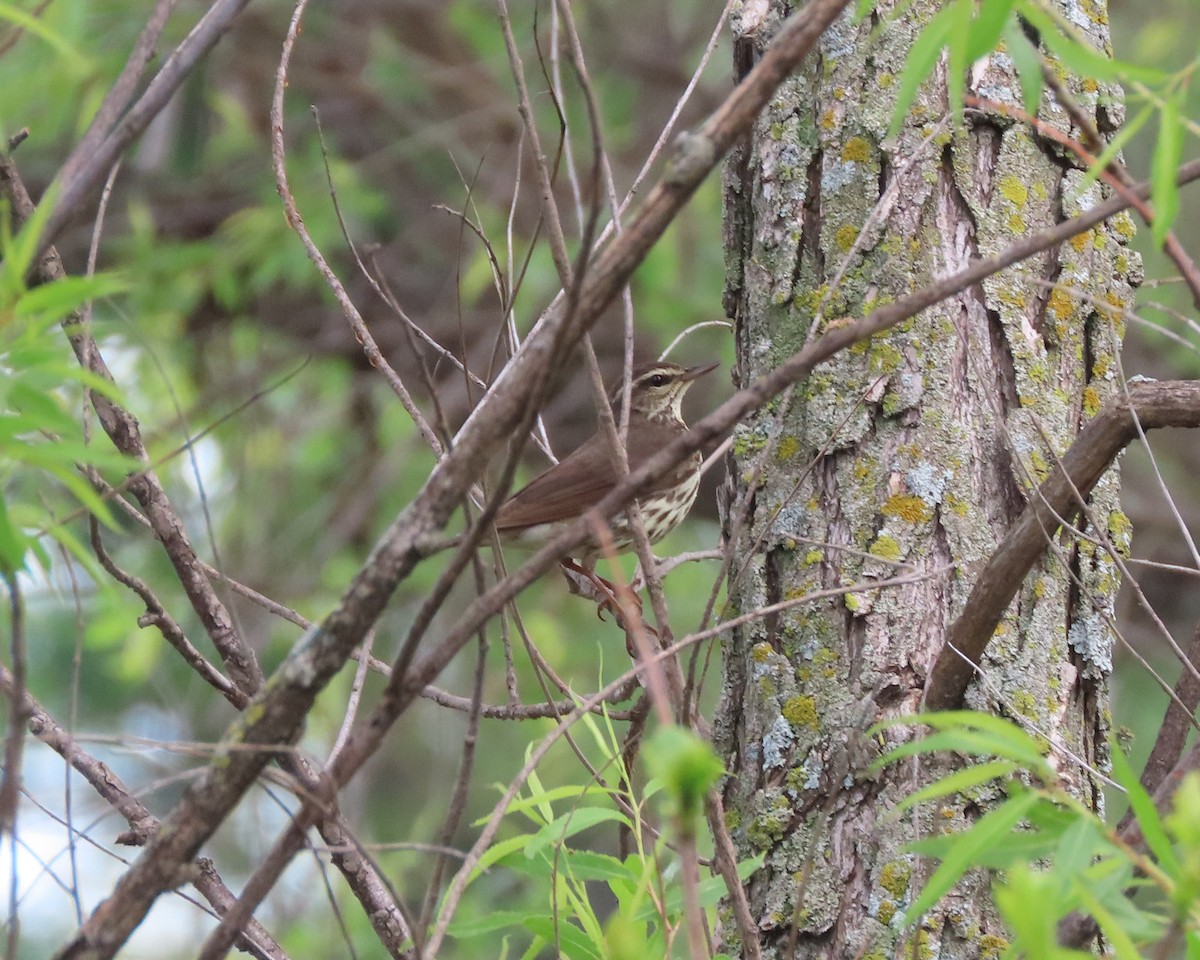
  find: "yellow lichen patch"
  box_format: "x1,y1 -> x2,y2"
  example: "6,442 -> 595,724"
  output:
782,695 -> 819,730
1113,211 -> 1136,241
1008,213 -> 1026,233
868,340 -> 903,374
1069,230 -> 1091,252
879,860 -> 912,898
1100,290 -> 1126,321
841,136 -> 871,163
777,435 -> 800,462
803,549 -> 823,566
998,174 -> 1028,207
835,224 -> 860,252
942,492 -> 969,517
752,642 -> 773,663
820,108 -> 836,130
1028,448 -> 1049,482
1108,509 -> 1133,546
1082,385 -> 1101,417
881,493 -> 931,524
997,286 -> 1028,310
1048,287 -> 1075,319
868,534 -> 903,561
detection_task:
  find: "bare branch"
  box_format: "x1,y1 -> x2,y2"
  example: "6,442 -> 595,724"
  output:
925,381 -> 1200,710
0,666 -> 287,960
37,0 -> 256,253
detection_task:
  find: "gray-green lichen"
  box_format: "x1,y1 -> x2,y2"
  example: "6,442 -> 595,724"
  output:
715,1 -> 1124,955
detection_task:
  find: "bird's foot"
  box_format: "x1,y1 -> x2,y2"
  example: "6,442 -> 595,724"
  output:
559,560 -> 656,646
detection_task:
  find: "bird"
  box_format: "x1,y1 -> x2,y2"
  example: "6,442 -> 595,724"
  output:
492,359 -> 718,583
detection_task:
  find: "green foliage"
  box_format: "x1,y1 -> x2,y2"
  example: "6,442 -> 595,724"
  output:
644,724 -> 724,827
444,710 -> 758,959
1150,90 -> 1184,248
0,197 -> 133,574
873,711 -> 1200,956
877,0 -> 1192,248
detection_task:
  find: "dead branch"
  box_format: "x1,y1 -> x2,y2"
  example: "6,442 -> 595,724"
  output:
925,380 -> 1200,710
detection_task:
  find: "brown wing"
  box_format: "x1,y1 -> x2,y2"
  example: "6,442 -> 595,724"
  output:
493,432 -> 619,530
493,418 -> 683,531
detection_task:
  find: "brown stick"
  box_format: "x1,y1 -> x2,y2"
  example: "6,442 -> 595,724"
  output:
924,381 -> 1200,710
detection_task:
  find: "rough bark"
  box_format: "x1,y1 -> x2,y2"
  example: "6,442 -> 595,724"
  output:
715,1 -> 1136,956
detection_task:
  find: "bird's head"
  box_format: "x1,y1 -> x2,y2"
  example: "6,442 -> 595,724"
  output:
612,360 -> 719,424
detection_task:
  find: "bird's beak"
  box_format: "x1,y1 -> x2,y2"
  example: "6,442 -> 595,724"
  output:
682,360 -> 720,382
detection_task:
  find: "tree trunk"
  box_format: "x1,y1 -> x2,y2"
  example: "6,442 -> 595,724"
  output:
716,1 -> 1136,955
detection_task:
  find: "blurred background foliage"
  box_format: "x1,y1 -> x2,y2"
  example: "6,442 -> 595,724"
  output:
1,0 -> 1198,955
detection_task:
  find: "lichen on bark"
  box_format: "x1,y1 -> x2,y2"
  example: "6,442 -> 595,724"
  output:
715,1 -> 1137,955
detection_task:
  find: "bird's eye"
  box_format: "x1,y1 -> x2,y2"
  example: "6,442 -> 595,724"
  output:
648,374 -> 669,387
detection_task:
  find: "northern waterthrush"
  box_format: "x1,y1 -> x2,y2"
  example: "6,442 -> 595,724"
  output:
493,359 -> 718,568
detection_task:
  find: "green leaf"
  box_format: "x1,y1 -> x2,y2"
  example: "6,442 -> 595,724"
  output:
1151,92 -> 1183,249
946,0 -> 972,126
890,5 -> 956,137
1110,743 -> 1178,875
604,912 -> 652,960
1080,873 -> 1164,943
644,725 -> 724,822
478,785 -> 595,825
904,788 -> 1041,922
0,495 -> 28,573
1016,2 -> 1168,85
873,710 -> 1054,777
876,729 -> 1047,776
556,850 -> 633,884
966,0 -> 1018,61
446,910 -> 530,938
854,0 -> 878,22
1054,816 -> 1104,881
892,759 -> 1018,814
1003,22 -> 1044,115
1077,102 -> 1155,194
13,273 -> 128,321
910,820 -> 1058,869
522,917 -> 602,960
525,763 -> 555,825
39,518 -> 105,581
465,833 -> 537,885
1077,884 -> 1141,960
0,1 -> 92,67
994,864 -> 1074,955
7,381 -> 78,436
523,807 -> 630,859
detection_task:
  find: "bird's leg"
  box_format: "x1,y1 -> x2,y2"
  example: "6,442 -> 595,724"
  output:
560,558 -> 625,617
559,559 -> 655,642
